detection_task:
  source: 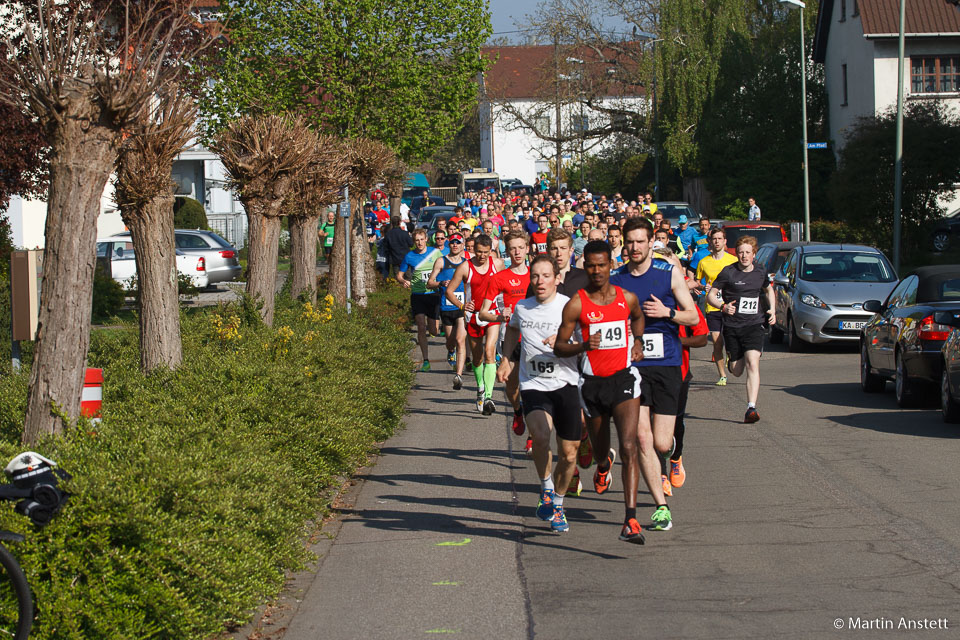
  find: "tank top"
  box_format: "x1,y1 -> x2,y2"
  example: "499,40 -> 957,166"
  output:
488,268 -> 530,314
531,231 -> 549,254
611,261 -> 682,367
438,255 -> 466,311
577,287 -> 632,377
465,257 -> 498,326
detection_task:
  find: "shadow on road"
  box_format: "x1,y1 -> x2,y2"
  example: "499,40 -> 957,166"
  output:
783,382 -> 907,410
825,409 -> 960,438
378,447 -> 514,469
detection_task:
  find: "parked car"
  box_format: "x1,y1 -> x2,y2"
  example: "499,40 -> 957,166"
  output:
112,230 -> 241,286
931,207 -> 960,252
410,195 -> 446,219
655,202 -> 700,227
720,221 -> 789,255
423,209 -> 459,234
771,244 -> 897,352
416,205 -> 457,229
97,237 -> 209,290
933,310 -> 960,421
860,265 -> 960,407
755,241 -> 827,282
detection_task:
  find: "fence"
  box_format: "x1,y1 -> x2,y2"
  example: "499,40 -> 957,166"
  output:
431,186 -> 457,204
208,213 -> 248,249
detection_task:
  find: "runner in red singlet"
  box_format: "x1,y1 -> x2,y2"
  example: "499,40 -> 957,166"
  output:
479,231 -> 530,434
554,240 -> 648,544
530,214 -> 550,255
446,234 -> 505,415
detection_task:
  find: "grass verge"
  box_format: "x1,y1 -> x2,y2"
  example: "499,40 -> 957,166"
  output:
0,284 -> 412,638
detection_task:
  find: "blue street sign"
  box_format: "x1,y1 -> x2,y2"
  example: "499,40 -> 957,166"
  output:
807,142 -> 828,149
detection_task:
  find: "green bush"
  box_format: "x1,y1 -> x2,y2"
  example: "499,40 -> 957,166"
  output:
0,286 -> 412,638
92,266 -> 127,320
809,219 -> 872,245
173,197 -> 209,231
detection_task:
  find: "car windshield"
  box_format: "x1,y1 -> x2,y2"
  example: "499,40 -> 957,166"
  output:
463,178 -> 499,192
724,227 -> 783,248
799,252 -> 897,283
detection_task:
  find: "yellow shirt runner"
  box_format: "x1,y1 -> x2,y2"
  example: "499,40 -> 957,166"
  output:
696,252 -> 738,313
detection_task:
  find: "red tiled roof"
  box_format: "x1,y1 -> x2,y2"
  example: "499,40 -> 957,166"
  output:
481,44 -> 644,100
193,0 -> 220,8
859,0 -> 960,34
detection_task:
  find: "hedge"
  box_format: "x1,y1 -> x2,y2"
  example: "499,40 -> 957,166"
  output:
0,286 -> 413,638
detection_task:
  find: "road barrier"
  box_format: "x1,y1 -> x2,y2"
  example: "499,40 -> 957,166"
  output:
81,368 -> 103,425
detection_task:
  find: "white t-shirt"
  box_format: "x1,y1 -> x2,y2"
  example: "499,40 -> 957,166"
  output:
510,294 -> 579,392
748,204 -> 761,221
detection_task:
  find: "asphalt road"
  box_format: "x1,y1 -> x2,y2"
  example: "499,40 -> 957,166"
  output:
257,337 -> 960,640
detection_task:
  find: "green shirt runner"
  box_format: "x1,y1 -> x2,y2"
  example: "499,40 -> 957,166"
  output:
321,221 -> 336,248
401,248 -> 442,294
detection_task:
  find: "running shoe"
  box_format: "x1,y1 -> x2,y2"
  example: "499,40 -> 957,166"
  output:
744,407 -> 760,424
536,488 -> 555,520
550,505 -> 569,533
452,374 -> 463,390
650,505 -> 673,531
482,398 -> 496,416
715,376 -> 727,386
524,438 -> 533,457
619,518 -> 645,544
593,449 -> 616,495
577,435 -> 593,468
567,469 -> 582,496
419,361 -> 431,372
669,456 -> 686,488
447,350 -> 456,367
476,390 -> 484,413
661,474 -> 673,497
512,410 -> 525,436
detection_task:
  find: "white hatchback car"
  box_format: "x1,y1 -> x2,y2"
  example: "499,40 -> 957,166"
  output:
96,237 -> 209,290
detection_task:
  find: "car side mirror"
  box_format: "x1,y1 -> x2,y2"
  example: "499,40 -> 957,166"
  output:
863,299 -> 883,313
773,273 -> 789,286
933,311 -> 960,328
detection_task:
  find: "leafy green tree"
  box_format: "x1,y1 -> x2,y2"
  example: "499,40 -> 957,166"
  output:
829,100 -> 960,260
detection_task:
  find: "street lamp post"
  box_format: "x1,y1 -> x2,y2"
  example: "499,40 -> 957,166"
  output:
781,0 -> 812,241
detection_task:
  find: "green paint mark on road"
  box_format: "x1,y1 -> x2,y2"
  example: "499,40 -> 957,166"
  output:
432,580 -> 460,586
435,538 -> 471,546
426,629 -> 459,634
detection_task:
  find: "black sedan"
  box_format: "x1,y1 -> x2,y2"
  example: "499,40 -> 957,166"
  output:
934,310 -> 960,421
860,265 -> 960,407
932,208 -> 960,252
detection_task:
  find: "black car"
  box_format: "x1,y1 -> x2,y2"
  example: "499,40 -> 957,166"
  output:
934,310 -> 960,421
932,208 -> 960,252
860,265 -> 960,407
416,206 -> 458,231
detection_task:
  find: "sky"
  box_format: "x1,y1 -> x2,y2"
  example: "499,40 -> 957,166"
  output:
488,0 -> 539,42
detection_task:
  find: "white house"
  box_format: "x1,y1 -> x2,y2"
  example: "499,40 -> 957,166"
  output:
478,44 -> 647,186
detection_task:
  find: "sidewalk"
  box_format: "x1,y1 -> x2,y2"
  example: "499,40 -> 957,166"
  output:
278,338 -> 530,638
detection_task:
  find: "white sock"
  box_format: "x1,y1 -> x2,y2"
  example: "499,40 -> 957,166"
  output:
553,494 -> 564,508
541,477 -> 554,492
748,402 -> 756,409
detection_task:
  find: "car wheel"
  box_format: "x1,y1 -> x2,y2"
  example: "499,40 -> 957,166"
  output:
787,315 -> 806,353
860,342 -> 884,393
941,367 -> 960,423
895,350 -> 916,408
933,231 -> 950,253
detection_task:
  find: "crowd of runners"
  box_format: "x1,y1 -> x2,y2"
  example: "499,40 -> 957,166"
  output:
386,189 -> 775,543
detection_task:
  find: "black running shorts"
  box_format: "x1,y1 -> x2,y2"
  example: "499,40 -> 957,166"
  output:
638,365 -> 683,416
520,384 -> 583,441
706,311 -> 724,333
411,293 -> 440,320
578,367 -> 641,419
439,309 -> 464,327
723,323 -> 765,362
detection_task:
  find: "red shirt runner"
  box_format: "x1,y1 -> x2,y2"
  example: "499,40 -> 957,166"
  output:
531,231 -> 549,254
577,287 -> 632,377
486,268 -> 531,314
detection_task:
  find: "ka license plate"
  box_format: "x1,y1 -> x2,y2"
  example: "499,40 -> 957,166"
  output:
840,320 -> 866,331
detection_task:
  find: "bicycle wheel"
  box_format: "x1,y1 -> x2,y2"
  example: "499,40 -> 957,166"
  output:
0,543 -> 31,639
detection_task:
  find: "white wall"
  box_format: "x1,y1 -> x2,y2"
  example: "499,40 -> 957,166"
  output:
872,37 -> 960,117
823,4 -> 876,150
4,196 -> 46,249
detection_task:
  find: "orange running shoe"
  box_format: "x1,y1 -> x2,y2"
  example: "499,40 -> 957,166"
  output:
618,518 -> 645,544
593,449 -> 616,494
661,474 -> 672,497
669,456 -> 686,488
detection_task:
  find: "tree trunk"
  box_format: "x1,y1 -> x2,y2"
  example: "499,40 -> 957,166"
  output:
289,212 -> 320,304
349,196 -> 373,307
244,204 -> 283,326
123,190 -> 183,372
23,120 -> 119,444
682,177 -> 715,219
329,207 -> 347,305
389,194 -> 401,226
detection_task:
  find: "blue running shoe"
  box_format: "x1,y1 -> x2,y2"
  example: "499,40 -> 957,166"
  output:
447,350 -> 456,367
550,505 -> 569,533
536,489 -> 555,520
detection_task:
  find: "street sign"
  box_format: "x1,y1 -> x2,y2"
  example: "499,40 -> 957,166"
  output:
807,142 -> 828,149
340,187 -> 351,218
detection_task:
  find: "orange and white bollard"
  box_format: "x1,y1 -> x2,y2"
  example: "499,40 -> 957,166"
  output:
81,368 -> 103,425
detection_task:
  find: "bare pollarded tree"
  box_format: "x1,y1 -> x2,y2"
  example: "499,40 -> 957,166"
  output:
329,138 -> 396,307
383,157 -> 410,240
213,114 -> 318,325
114,87 -> 197,373
0,0 -> 215,443
286,135 -> 350,304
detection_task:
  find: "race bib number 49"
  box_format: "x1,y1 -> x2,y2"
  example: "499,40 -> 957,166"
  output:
592,320 -> 627,350
738,297 -> 759,314
641,333 -> 664,359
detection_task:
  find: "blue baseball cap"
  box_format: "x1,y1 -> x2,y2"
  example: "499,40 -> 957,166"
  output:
678,215 -> 688,224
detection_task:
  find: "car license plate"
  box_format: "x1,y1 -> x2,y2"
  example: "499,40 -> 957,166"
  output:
840,321 -> 866,331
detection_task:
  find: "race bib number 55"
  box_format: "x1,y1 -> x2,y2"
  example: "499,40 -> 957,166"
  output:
592,320 -> 627,350
738,297 -> 759,314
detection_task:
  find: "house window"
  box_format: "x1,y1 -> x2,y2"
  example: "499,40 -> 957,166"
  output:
571,114 -> 589,133
911,56 -> 960,94
840,0 -> 846,21
841,64 -> 848,106
852,0 -> 859,16
532,115 -> 551,135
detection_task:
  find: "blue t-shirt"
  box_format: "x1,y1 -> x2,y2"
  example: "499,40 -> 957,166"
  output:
436,255 -> 466,310
611,261 -> 682,367
676,227 -> 698,253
